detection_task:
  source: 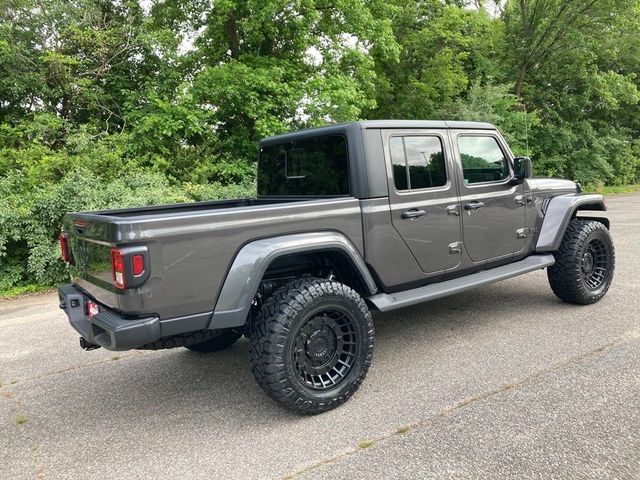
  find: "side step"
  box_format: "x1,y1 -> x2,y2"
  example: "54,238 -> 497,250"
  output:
368,254 -> 555,312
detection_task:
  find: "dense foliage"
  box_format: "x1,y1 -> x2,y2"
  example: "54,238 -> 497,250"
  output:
1,0 -> 640,290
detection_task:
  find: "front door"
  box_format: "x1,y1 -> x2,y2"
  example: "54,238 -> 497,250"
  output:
383,129 -> 462,275
451,130 -> 526,262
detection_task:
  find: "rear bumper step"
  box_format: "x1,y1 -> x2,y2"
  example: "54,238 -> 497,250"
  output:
368,254 -> 555,312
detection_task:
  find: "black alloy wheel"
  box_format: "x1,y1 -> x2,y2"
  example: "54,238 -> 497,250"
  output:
293,310 -> 358,390
250,277 -> 374,414
580,238 -> 611,292
548,218 -> 615,304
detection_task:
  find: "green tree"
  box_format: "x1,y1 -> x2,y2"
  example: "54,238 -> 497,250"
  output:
179,0 -> 399,162
368,0 -> 504,119
503,0 -> 640,184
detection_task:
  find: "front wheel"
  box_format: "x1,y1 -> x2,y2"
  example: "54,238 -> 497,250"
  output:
250,278 -> 374,414
547,219 -> 615,305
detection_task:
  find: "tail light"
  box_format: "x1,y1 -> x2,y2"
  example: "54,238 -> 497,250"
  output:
110,247 -> 148,289
111,248 -> 126,288
59,233 -> 71,262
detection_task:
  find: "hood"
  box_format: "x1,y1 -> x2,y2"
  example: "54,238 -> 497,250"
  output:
528,177 -> 579,194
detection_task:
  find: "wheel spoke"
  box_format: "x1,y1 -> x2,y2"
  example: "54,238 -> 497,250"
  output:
581,238 -> 611,292
292,309 -> 358,390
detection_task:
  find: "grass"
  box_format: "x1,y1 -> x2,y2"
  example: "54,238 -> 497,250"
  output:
396,425 -> 410,434
357,440 -> 375,449
16,415 -> 28,425
584,183 -> 640,195
285,425 -> 417,478
0,283 -> 52,301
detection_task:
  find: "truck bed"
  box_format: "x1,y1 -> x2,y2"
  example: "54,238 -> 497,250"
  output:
63,196 -> 366,320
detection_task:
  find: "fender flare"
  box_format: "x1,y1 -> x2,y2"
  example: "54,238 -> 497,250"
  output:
536,194 -> 608,252
208,232 -> 377,329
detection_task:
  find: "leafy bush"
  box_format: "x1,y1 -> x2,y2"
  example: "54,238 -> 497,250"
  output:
0,169 -> 255,290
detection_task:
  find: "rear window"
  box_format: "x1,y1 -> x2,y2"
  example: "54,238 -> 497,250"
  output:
258,135 -> 349,196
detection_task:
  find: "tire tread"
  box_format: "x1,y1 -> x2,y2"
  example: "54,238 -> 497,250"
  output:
250,277 -> 374,414
547,219 -> 615,305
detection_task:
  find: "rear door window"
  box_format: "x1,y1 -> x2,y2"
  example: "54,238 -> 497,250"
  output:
390,136 -> 447,191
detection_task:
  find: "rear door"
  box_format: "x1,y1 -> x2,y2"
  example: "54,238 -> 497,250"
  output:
383,129 -> 462,275
451,130 -> 526,262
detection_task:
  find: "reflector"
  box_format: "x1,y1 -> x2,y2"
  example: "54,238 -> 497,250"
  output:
132,254 -> 144,276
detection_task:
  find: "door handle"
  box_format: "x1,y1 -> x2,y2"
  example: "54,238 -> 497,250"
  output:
463,201 -> 485,211
401,209 -> 426,219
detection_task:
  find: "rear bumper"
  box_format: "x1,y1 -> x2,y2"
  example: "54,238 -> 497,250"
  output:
58,284 -> 160,351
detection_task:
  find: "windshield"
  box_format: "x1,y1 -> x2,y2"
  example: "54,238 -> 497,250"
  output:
258,135 -> 349,196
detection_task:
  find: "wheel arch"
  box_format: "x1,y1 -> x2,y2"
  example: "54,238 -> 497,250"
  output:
208,232 -> 377,329
536,194 -> 609,252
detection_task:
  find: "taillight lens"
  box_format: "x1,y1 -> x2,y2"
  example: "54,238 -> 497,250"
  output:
132,254 -> 145,276
111,248 -> 125,288
59,233 -> 70,262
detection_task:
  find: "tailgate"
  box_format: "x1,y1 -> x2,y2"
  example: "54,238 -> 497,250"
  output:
62,214 -> 123,311
64,216 -> 113,285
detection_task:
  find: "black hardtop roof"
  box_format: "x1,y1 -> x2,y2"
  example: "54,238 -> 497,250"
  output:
260,120 -> 496,145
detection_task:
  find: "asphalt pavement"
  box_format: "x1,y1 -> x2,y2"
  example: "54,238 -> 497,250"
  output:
1,193 -> 639,479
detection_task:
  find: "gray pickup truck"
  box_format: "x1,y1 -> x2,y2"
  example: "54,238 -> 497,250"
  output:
58,120 -> 614,413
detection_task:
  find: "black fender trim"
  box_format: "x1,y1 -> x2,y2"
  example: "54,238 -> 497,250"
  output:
209,232 -> 377,329
536,194 -> 607,252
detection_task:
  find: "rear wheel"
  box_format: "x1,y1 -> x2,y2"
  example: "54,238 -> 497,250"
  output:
547,219 -> 615,304
250,277 -> 374,414
184,329 -> 241,353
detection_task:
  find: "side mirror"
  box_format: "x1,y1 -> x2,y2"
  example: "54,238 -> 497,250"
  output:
513,156 -> 532,181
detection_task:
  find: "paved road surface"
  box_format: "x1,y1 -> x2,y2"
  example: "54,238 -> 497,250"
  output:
1,193 -> 639,479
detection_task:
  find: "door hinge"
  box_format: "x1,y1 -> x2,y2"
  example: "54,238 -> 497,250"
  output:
449,241 -> 463,254
516,227 -> 532,239
516,195 -> 534,206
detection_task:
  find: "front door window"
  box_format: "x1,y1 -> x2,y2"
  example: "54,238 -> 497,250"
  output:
458,136 -> 509,185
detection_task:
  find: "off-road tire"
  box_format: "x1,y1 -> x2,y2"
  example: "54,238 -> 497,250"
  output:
250,278 -> 374,414
184,329 -> 242,353
547,219 -> 615,305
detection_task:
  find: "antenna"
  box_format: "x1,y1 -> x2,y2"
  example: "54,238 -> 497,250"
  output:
523,101 -> 530,158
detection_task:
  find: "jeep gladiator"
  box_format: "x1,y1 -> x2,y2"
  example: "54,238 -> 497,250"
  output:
58,120 -> 614,413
